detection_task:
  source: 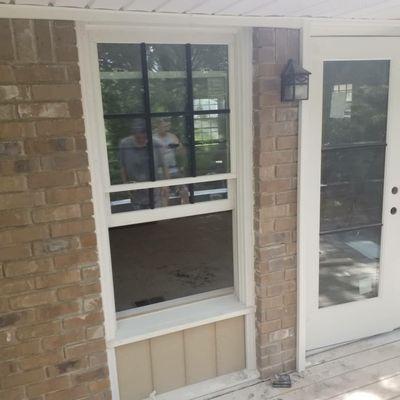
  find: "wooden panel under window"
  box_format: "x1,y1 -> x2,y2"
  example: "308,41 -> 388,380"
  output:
184,323 -> 217,384
116,340 -> 153,400
150,331 -> 186,393
115,317 -> 246,400
216,316 -> 246,375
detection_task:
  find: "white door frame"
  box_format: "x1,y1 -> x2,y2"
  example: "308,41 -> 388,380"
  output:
297,21 -> 400,370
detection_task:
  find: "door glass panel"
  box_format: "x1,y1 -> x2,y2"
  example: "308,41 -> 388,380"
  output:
319,60 -> 389,308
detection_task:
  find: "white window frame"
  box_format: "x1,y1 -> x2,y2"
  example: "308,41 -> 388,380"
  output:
77,23 -> 257,400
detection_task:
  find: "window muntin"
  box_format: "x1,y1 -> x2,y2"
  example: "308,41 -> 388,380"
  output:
97,43 -> 230,191
109,180 -> 228,213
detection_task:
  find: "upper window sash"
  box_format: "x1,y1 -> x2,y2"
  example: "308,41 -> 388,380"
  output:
97,42 -> 232,194
90,36 -> 237,192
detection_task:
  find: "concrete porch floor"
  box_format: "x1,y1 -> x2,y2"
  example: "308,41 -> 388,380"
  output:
215,329 -> 400,400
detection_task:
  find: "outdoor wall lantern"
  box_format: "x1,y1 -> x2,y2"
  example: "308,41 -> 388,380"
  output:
281,59 -> 311,102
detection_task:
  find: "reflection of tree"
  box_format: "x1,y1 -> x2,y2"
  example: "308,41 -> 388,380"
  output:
322,84 -> 388,146
320,60 -> 389,232
98,43 -> 230,185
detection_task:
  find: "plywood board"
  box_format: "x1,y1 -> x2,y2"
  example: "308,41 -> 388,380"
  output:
184,323 -> 217,384
150,331 -> 186,393
116,340 -> 153,400
216,316 -> 245,375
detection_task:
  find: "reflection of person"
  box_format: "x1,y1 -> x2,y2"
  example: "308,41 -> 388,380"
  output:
153,119 -> 189,205
118,119 -> 167,209
153,119 -> 184,178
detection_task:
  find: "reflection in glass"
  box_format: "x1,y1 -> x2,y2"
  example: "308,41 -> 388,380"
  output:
322,60 -> 389,147
147,44 -> 187,112
152,116 -> 190,180
321,147 -> 385,186
97,44 -> 144,115
105,118 -> 165,185
192,45 -> 229,111
110,180 -> 228,214
195,113 -> 230,176
321,181 -> 384,232
98,43 -> 232,187
109,212 -> 233,311
319,60 -> 389,308
319,227 -> 380,308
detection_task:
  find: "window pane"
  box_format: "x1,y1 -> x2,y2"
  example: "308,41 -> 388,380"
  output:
105,118 -> 153,185
319,227 -> 381,308
152,116 -> 190,180
321,181 -> 384,232
195,113 -> 230,175
322,60 -> 389,147
193,180 -> 228,203
321,147 -> 385,186
98,44 -> 144,115
192,45 -> 229,111
110,180 -> 227,213
147,44 -> 187,112
109,212 -> 234,311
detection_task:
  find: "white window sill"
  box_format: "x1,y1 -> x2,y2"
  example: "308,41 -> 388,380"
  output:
109,294 -> 254,348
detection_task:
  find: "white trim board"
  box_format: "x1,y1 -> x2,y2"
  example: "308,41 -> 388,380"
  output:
4,3 -> 400,30
111,294 -> 254,348
153,369 -> 260,400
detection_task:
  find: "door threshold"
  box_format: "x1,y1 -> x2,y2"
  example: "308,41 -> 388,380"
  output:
306,327 -> 400,368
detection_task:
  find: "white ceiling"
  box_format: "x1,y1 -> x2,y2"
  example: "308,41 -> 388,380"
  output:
3,0 -> 400,19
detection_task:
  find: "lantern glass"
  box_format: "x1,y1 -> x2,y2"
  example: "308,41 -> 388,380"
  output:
284,84 -> 295,101
295,83 -> 308,100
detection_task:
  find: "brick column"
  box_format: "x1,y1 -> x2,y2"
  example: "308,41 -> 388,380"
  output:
0,19 -> 111,400
253,28 -> 300,378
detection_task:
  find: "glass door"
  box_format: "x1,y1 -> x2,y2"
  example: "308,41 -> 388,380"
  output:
319,60 -> 389,309
305,36 -> 400,351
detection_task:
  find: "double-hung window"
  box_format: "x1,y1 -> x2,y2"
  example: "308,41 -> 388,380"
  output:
83,27 -> 253,337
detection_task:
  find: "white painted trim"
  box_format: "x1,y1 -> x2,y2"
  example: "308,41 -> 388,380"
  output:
108,199 -> 233,227
309,21 -> 400,37
296,21 -> 310,374
152,369 -> 260,400
117,287 -> 234,320
111,294 -> 254,348
234,27 -> 257,372
88,25 -> 237,44
107,173 -> 235,192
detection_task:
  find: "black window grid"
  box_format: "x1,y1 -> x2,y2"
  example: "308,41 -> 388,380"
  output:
102,42 -> 231,209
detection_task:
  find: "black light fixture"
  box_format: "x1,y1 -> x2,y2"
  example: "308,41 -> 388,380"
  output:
281,59 -> 311,102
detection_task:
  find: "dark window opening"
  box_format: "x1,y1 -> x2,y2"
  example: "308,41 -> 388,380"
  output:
109,212 -> 234,312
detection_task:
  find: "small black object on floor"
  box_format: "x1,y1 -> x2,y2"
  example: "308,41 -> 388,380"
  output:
272,373 -> 292,388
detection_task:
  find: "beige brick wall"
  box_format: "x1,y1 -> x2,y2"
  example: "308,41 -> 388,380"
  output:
253,28 -> 300,378
0,19 -> 111,400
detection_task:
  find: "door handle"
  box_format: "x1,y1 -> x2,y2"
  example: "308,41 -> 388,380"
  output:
391,207 -> 397,215
392,187 -> 398,195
